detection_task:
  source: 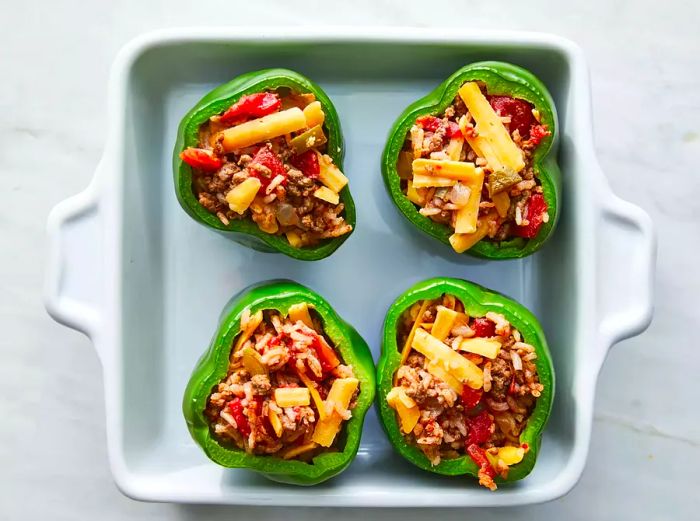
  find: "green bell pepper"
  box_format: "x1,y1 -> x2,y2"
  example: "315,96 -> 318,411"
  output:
173,69 -> 355,261
376,277 -> 554,486
382,61 -> 561,259
182,280 -> 375,485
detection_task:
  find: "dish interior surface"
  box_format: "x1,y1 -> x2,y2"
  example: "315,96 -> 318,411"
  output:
118,38 -> 582,502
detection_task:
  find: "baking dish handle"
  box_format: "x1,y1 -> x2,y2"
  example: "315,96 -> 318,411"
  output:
597,190 -> 656,350
45,171 -> 103,339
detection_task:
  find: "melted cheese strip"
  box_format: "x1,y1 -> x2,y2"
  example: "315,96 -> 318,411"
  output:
399,300 -> 431,366
458,82 -> 525,173
412,159 -> 481,181
449,214 -> 492,253
432,306 -> 458,341
233,309 -> 263,352
412,328 -> 483,389
288,302 -> 314,329
453,168 -> 485,234
221,107 -> 307,150
312,378 -> 359,447
411,173 -> 456,188
297,370 -> 327,420
386,387 -> 420,434
303,101 -> 325,128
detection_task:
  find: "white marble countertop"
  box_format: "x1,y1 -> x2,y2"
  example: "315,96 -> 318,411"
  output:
1,0 -> 698,519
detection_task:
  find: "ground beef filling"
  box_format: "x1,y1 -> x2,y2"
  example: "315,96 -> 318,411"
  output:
183,89 -> 352,248
399,82 -> 552,249
205,306 -> 358,460
388,294 -> 543,490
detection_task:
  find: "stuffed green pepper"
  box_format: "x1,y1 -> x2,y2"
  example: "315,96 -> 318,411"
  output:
174,69 -> 355,260
382,62 -> 560,258
377,278 -> 554,490
183,281 -> 375,485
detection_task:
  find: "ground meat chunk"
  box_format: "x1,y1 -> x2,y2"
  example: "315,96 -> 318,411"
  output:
218,162 -> 241,178
251,374 -> 271,395
286,168 -> 315,198
493,222 -> 512,242
206,174 -> 230,193
452,96 -> 467,117
489,357 -> 512,400
198,192 -> 221,213
425,127 -> 447,153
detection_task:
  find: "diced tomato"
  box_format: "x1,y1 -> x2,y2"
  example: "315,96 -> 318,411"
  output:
227,398 -> 251,437
467,444 -> 496,478
447,121 -> 462,139
220,92 -> 282,125
268,332 -> 291,351
489,95 -> 535,139
528,124 -> 551,147
179,147 -> 223,172
514,193 -> 548,239
285,330 -> 339,379
289,149 -> 320,178
311,335 -> 341,374
472,317 -> 496,338
416,115 -> 442,132
461,386 -> 483,409
416,116 -> 462,139
466,410 -> 494,446
249,146 -> 287,188
253,397 -> 263,416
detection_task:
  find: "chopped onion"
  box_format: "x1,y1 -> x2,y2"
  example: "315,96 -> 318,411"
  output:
275,203 -> 299,226
449,182 -> 471,207
435,187 -> 450,200
485,397 -> 509,412
507,395 -> 527,414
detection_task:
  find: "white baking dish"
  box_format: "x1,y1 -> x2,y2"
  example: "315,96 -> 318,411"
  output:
45,27 -> 656,507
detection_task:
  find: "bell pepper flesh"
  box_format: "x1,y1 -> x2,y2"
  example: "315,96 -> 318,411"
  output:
376,277 -> 554,485
381,61 -> 561,259
174,69 -> 355,261
183,281 -> 375,485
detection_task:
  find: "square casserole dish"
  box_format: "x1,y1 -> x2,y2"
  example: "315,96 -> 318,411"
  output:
45,28 -> 655,507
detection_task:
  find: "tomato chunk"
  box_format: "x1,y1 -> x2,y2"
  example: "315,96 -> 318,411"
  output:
447,121 -> 462,139
528,124 -> 551,147
180,147 -> 223,172
472,317 -> 496,338
489,95 -> 535,139
514,193 -> 548,239
416,116 -> 462,139
220,92 -> 282,125
416,115 -> 441,132
461,386 -> 483,409
466,410 -> 494,446
289,149 -> 320,178
467,444 -> 497,479
249,146 -> 287,188
311,335 -> 341,374
227,398 -> 251,437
